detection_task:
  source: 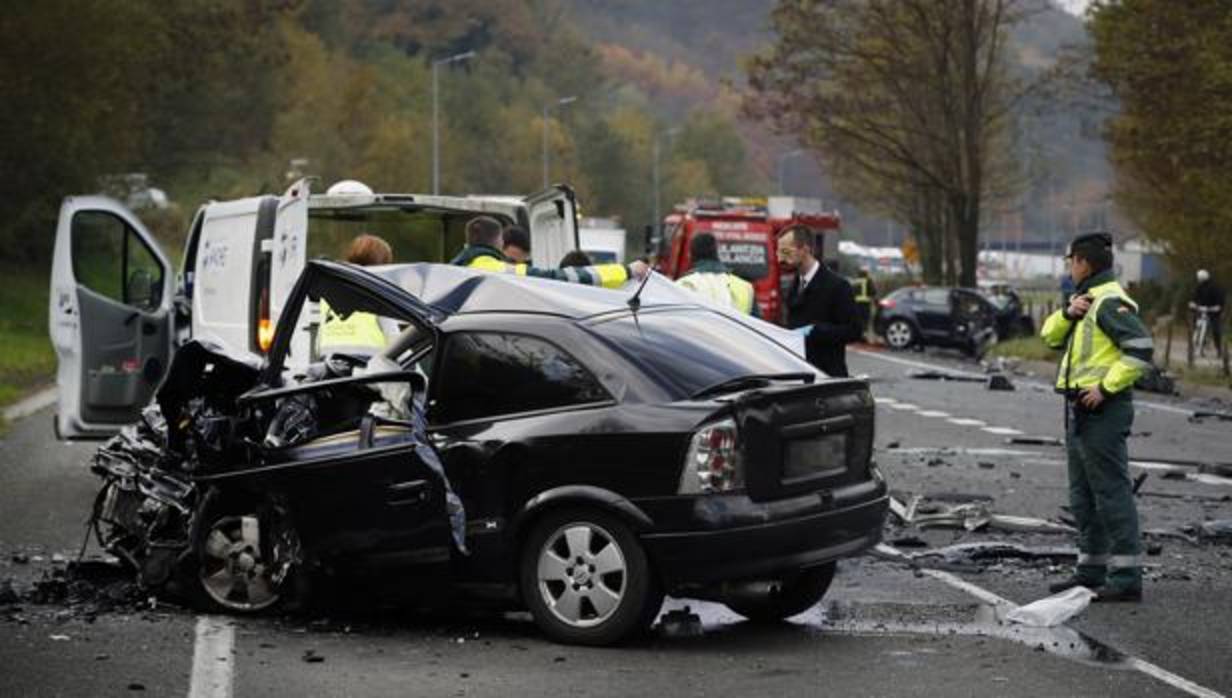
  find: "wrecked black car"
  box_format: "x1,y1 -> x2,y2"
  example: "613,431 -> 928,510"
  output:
88,260 -> 887,645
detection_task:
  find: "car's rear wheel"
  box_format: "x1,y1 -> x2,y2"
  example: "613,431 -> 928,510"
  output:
190,499 -> 303,614
520,508 -> 662,646
884,319 -> 916,350
723,563 -> 836,622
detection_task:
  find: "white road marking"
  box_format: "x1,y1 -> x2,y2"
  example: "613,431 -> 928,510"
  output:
877,544 -> 1226,698
874,397 -> 898,405
947,418 -> 987,427
917,410 -> 951,418
2,386 -> 56,423
887,403 -> 919,411
188,616 -> 234,698
981,426 -> 1024,436
852,347 -> 1196,417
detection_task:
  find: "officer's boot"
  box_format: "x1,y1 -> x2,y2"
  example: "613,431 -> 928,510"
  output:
1094,566 -> 1142,602
1048,564 -> 1105,594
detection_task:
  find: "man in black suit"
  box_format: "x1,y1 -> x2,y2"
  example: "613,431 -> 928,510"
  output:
777,226 -> 863,377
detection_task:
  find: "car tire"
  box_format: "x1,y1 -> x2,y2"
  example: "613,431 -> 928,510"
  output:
188,496 -> 304,614
519,507 -> 662,646
723,563 -> 836,622
884,319 -> 916,350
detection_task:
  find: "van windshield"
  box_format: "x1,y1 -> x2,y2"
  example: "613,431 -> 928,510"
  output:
308,208 -> 514,265
590,309 -> 813,399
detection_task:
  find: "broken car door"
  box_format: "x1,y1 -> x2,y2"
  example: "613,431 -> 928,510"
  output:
49,196 -> 174,439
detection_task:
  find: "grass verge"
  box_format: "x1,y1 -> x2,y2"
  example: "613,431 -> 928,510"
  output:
0,264 -> 55,426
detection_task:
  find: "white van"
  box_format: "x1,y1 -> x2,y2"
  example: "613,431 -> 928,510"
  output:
49,179 -> 581,439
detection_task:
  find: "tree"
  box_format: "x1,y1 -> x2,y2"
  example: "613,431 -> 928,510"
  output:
1088,0 -> 1232,281
745,0 -> 1032,285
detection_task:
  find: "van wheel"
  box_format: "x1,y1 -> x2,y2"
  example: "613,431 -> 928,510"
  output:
884,319 -> 916,349
520,508 -> 662,646
189,499 -> 304,614
723,563 -> 836,622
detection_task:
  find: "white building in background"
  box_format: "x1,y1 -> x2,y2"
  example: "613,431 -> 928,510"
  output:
838,240 -> 906,275
1114,235 -> 1170,284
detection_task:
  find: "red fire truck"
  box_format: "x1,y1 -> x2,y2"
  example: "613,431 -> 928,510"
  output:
656,197 -> 841,324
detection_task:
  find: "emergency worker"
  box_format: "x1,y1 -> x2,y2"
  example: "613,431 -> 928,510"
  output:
503,225 -> 531,263
451,216 -> 646,288
317,234 -> 398,357
675,232 -> 759,317
1041,232 -> 1152,602
852,267 -> 877,339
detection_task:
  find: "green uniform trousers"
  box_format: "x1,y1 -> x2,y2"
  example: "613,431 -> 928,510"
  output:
1067,395 -> 1142,590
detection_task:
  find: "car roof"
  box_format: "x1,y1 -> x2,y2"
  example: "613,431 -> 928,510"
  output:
369,262 -> 702,320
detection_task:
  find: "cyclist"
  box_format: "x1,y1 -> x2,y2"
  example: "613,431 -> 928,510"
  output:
1190,269 -> 1226,358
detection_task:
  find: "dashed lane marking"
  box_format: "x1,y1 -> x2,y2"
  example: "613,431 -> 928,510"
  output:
188,616 -> 234,698
916,410 -> 951,418
887,403 -> 919,411
947,418 -> 987,427
876,544 -> 1226,698
981,426 -> 1024,436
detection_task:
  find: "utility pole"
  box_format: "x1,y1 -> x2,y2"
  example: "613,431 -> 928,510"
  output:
542,96 -> 578,188
432,50 -> 475,195
651,127 -> 680,246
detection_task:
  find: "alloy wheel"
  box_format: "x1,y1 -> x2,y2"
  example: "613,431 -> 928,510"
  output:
885,320 -> 914,349
199,515 -> 283,611
536,522 -> 628,628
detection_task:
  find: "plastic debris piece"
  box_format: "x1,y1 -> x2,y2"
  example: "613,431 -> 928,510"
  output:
658,607 -> 703,638
302,649 -> 325,663
986,374 -> 1015,391
1005,587 -> 1095,627
1199,519 -> 1232,542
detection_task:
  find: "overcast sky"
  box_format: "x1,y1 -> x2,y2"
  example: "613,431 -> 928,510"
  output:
1056,0 -> 1090,16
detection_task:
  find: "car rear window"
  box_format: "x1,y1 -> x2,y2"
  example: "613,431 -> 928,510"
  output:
591,310 -> 815,398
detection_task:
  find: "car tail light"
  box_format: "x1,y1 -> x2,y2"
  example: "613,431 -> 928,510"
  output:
878,298 -> 896,309
678,418 -> 744,494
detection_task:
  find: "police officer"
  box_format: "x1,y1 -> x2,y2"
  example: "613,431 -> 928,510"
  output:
1041,232 -> 1153,602
675,232 -> 760,317
450,216 -> 646,288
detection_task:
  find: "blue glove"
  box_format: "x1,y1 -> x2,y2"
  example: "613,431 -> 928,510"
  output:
793,325 -> 813,337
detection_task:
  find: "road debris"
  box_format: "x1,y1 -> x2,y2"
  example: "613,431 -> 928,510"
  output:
986,374 -> 1015,391
1005,587 -> 1095,627
1190,409 -> 1232,423
657,607 -> 703,638
1197,519 -> 1232,542
907,370 -> 985,383
1006,436 -> 1064,447
302,649 -> 326,663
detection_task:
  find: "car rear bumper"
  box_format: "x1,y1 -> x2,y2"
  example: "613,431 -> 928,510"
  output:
638,483 -> 888,587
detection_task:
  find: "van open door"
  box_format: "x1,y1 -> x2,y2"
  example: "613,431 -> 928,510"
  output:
524,185 -> 580,268
271,179 -> 309,365
49,197 -> 174,439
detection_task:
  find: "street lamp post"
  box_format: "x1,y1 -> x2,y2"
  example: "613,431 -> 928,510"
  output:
777,149 -> 807,195
542,96 -> 578,188
432,50 -> 475,195
651,127 -> 681,245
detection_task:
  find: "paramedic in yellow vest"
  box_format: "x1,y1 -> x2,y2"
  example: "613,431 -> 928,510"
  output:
852,267 -> 877,340
317,234 -> 397,357
1040,232 -> 1153,603
449,216 -> 647,287
675,232 -> 760,317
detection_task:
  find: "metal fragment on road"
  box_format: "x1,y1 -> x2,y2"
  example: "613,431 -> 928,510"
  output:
1007,435 -> 1064,447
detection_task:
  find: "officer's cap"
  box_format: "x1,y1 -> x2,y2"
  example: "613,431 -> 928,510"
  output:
1065,231 -> 1113,258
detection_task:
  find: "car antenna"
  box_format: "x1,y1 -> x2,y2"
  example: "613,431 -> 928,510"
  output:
626,266 -> 654,314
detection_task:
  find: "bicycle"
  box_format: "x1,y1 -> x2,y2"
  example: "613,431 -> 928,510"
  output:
1189,303 -> 1220,358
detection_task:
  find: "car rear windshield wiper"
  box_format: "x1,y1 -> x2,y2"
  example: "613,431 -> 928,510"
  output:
690,372 -> 815,400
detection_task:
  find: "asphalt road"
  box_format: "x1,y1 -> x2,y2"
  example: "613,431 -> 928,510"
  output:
2,347 -> 1230,697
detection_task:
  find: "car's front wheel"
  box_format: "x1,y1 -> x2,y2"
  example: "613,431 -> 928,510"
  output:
520,508 -> 662,646
723,562 -> 836,622
884,319 -> 916,350
189,498 -> 303,614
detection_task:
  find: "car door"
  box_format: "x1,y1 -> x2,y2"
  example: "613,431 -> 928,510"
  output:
272,179 -> 309,365
524,185 -> 580,268
49,196 -> 174,439
913,288 -> 954,340
253,261 -> 455,563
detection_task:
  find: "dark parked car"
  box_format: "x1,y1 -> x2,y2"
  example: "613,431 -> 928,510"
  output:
874,286 -> 998,355
88,261 -> 887,645
978,283 -> 1036,340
